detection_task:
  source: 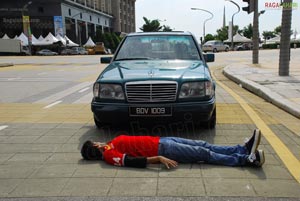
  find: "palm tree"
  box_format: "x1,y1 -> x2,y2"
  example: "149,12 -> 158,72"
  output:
162,25 -> 173,32
279,0 -> 293,76
140,17 -> 162,32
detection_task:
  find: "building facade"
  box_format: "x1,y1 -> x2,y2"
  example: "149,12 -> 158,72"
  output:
0,0 -> 136,45
111,0 -> 136,33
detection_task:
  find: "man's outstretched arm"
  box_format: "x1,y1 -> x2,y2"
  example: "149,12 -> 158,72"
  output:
147,156 -> 178,169
124,155 -> 178,169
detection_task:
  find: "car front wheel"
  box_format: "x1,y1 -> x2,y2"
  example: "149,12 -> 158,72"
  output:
213,48 -> 217,53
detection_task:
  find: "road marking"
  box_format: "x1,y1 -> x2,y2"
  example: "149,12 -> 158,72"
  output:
7,77 -> 21,81
0,125 -> 8,131
43,101 -> 62,109
38,72 -> 48,75
212,72 -> 300,183
73,92 -> 93,103
35,82 -> 92,103
78,87 -> 90,93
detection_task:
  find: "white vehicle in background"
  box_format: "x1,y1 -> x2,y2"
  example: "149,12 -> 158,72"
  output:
70,47 -> 88,55
36,49 -> 58,56
202,40 -> 229,53
0,39 -> 29,55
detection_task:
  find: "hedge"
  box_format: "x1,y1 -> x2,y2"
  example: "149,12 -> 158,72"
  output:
262,42 -> 300,49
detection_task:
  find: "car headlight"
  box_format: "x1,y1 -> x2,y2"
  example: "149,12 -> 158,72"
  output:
179,81 -> 214,99
93,83 -> 125,100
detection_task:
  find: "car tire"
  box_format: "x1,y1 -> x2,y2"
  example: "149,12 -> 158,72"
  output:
213,48 -> 217,53
94,115 -> 104,129
225,47 -> 229,52
205,108 -> 216,129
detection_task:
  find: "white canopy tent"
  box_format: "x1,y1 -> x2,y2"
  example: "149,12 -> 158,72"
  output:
83,37 -> 96,47
225,33 -> 252,43
1,32 -> 79,47
56,34 -> 67,46
18,33 -> 29,46
266,35 -> 280,44
38,32 -> 59,45
31,34 -> 42,46
38,35 -> 44,41
291,34 -> 300,42
64,36 -> 79,47
1,34 -> 11,39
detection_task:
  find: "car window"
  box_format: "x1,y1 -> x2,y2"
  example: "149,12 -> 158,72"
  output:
205,41 -> 214,45
115,35 -> 201,61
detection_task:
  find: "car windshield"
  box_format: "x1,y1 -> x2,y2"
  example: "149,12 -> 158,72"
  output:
115,35 -> 201,61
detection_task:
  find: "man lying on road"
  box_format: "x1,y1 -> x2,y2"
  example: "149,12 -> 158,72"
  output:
81,129 -> 264,169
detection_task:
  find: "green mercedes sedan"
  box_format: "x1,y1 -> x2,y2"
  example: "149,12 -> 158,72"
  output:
92,32 -> 216,129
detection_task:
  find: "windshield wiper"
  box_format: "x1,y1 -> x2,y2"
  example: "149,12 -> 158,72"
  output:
115,57 -> 152,61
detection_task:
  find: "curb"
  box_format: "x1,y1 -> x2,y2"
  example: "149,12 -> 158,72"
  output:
223,65 -> 300,119
0,63 -> 14,68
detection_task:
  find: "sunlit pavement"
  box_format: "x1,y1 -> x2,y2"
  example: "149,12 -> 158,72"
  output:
0,53 -> 300,199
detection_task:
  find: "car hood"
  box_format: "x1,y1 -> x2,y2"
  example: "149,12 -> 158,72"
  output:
99,60 -> 210,82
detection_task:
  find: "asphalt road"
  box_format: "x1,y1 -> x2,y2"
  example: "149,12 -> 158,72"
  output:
0,50 -> 299,200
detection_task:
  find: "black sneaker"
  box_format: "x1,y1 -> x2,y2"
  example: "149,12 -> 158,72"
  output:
245,129 -> 261,155
247,150 -> 265,167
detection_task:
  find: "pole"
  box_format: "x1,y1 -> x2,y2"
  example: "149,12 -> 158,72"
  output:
203,23 -> 206,43
78,22 -> 82,46
226,0 -> 240,50
252,0 -> 259,64
22,1 -> 32,55
231,14 -> 234,50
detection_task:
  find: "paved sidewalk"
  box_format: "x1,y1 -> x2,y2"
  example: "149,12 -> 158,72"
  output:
223,61 -> 300,118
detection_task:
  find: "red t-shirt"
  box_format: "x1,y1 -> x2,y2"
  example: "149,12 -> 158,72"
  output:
103,135 -> 160,166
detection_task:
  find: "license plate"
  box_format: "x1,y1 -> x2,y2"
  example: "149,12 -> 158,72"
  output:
129,107 -> 172,116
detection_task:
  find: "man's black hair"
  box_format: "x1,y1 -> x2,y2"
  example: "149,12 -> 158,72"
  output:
81,140 -> 103,160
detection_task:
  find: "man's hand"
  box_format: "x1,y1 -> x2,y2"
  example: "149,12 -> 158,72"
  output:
159,156 -> 178,169
147,156 -> 178,169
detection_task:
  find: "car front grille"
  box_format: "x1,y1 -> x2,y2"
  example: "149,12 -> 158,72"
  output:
125,81 -> 178,103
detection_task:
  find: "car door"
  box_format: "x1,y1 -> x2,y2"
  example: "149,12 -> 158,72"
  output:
218,42 -> 224,51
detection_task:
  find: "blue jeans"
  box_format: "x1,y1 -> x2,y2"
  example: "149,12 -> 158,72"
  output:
158,137 -> 249,166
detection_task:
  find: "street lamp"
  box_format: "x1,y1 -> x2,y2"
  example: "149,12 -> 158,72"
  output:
22,1 -> 32,11
191,8 -> 214,44
259,10 -> 265,17
225,0 -> 240,50
22,1 -> 33,55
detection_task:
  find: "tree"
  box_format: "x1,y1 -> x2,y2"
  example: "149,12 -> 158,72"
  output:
111,32 -> 121,50
279,0 -> 293,76
274,25 -> 281,35
162,25 -> 172,32
205,34 -> 215,42
215,25 -> 239,41
93,29 -> 104,42
262,31 -> 276,40
242,24 -> 253,39
140,17 -> 162,32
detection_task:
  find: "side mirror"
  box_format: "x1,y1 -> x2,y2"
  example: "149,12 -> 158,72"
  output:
100,57 -> 112,64
204,53 -> 215,63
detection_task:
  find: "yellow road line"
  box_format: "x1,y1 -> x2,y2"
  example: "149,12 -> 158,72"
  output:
212,72 -> 300,183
